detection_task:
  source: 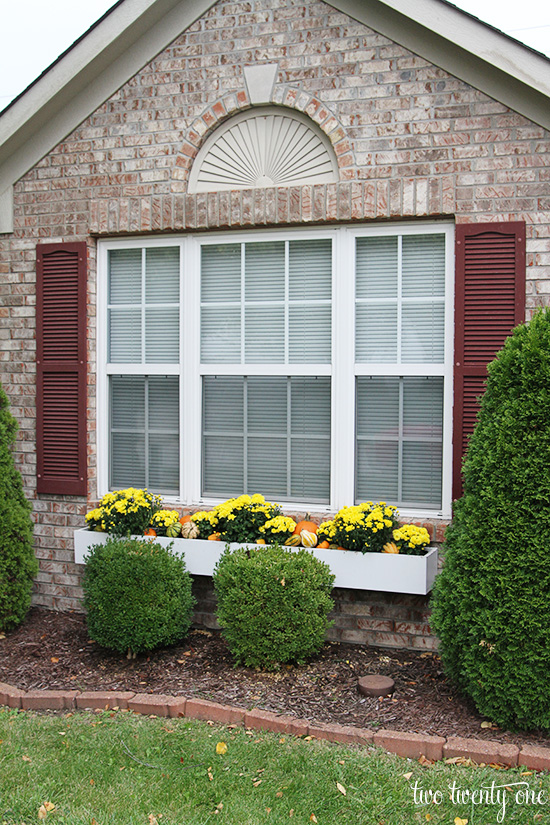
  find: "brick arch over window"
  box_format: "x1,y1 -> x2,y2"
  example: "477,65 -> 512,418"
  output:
172,87 -> 355,192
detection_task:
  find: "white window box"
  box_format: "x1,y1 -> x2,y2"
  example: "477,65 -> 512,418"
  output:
74,528 -> 438,595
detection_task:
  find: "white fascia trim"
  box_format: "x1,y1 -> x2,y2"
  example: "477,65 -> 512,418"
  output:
337,0 -> 550,131
0,0 -> 217,233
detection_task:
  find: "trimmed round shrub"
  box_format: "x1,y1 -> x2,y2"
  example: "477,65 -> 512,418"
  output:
0,382 -> 38,632
83,537 -> 195,656
431,308 -> 550,730
213,543 -> 335,669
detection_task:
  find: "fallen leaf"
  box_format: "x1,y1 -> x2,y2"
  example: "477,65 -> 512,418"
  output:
402,771 -> 413,780
480,721 -> 494,729
208,770 -> 214,782
520,771 -> 533,776
426,815 -> 432,822
216,742 -> 228,755
418,755 -> 434,766
43,803 -> 55,812
253,779 -> 262,787
454,818 -> 468,825
50,657 -> 59,664
148,816 -> 159,825
338,760 -> 345,765
0,633 -> 5,640
289,811 -> 294,818
279,737 -> 286,743
336,782 -> 346,796
89,778 -> 94,785
266,808 -> 272,813
310,816 -> 318,823
38,808 -> 48,820
276,791 -> 284,798
22,755 -> 32,762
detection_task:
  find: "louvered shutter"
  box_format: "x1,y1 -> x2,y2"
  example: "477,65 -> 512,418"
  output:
36,242 -> 87,495
453,222 -> 525,499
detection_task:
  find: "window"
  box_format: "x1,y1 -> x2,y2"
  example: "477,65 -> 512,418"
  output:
98,223 -> 454,517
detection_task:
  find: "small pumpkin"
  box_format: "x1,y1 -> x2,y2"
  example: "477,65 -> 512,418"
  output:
256,538 -> 266,545
300,529 -> 318,548
166,522 -> 181,538
293,519 -> 318,536
317,540 -> 330,549
285,534 -> 302,546
179,514 -> 192,525
382,541 -> 399,554
208,532 -> 222,541
144,528 -> 157,537
180,521 -> 199,540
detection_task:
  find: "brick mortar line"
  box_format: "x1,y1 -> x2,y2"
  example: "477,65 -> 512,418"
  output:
0,682 -> 548,770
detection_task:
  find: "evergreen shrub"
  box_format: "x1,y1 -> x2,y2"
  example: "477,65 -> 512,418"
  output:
213,543 -> 335,669
431,308 -> 550,730
0,383 -> 37,631
83,537 -> 195,656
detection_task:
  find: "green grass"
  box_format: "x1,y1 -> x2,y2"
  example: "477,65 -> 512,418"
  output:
1,707 -> 550,824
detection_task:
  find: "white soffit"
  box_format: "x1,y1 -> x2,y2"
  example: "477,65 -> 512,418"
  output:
188,108 -> 339,192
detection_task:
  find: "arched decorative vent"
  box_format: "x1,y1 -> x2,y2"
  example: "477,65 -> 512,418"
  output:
188,107 -> 339,192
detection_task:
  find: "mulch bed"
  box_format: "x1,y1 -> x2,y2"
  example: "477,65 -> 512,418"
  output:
2,607 -> 550,750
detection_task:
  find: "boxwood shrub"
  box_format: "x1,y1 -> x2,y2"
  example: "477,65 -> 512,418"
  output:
83,537 -> 195,656
213,543 -> 335,669
431,308 -> 550,730
0,382 -> 38,632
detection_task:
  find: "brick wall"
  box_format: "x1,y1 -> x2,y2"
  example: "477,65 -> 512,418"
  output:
0,0 -> 549,642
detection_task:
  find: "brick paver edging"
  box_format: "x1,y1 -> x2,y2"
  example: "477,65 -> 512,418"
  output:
0,682 -> 546,770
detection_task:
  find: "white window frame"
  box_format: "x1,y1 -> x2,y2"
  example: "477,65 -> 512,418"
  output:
97,221 -> 454,519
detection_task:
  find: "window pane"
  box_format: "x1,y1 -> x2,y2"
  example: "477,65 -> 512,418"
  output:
402,303 -> 445,363
289,305 -> 331,363
356,441 -> 399,502
203,436 -> 244,497
145,307 -> 179,363
245,306 -> 285,362
108,308 -> 142,362
402,234 -> 445,297
247,377 -> 287,433
289,239 -> 331,301
146,247 -> 179,303
248,437 -> 288,498
245,241 -> 285,301
356,303 -> 397,362
109,249 -> 141,304
356,236 -> 397,299
201,306 -> 241,362
110,375 -> 179,495
201,244 -> 241,303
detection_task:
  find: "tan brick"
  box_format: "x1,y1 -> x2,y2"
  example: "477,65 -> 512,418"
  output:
0,681 -> 25,709
444,737 -> 519,767
76,691 -> 135,710
519,744 -> 550,772
374,729 -> 445,761
186,698 -> 245,725
128,694 -> 174,717
244,709 -> 300,734
22,690 -> 80,710
308,723 -> 373,746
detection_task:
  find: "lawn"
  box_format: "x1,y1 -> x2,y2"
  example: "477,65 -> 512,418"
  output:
1,708 -> 549,825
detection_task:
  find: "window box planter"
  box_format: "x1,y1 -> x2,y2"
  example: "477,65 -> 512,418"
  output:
73,529 -> 438,595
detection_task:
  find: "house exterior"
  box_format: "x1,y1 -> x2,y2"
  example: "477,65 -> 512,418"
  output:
1,0 -> 549,649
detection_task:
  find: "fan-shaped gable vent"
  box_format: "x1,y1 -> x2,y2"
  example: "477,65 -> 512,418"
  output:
188,107 -> 339,193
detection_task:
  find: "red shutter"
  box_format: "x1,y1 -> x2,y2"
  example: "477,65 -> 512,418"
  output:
453,222 -> 525,500
36,242 -> 88,495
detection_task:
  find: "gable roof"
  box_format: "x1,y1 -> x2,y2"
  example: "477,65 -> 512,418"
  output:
1,0 -> 549,233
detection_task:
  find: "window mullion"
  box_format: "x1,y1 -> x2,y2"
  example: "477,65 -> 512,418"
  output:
332,228 -> 354,508
287,377 -> 292,499
141,248 -> 146,364
243,377 -> 248,493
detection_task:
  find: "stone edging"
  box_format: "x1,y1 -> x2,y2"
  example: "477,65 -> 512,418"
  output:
1,682 -> 549,771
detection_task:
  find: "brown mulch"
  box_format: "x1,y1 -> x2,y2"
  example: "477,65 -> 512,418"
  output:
2,607 -> 550,750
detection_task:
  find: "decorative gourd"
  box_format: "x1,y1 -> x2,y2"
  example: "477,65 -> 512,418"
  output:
166,522 -> 181,538
293,519 -> 318,536
208,532 -> 222,541
256,538 -> 266,545
382,542 -> 399,554
144,528 -> 157,537
179,514 -> 192,525
284,534 -> 302,546
300,529 -> 318,548
180,521 -> 199,540
317,540 -> 330,549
